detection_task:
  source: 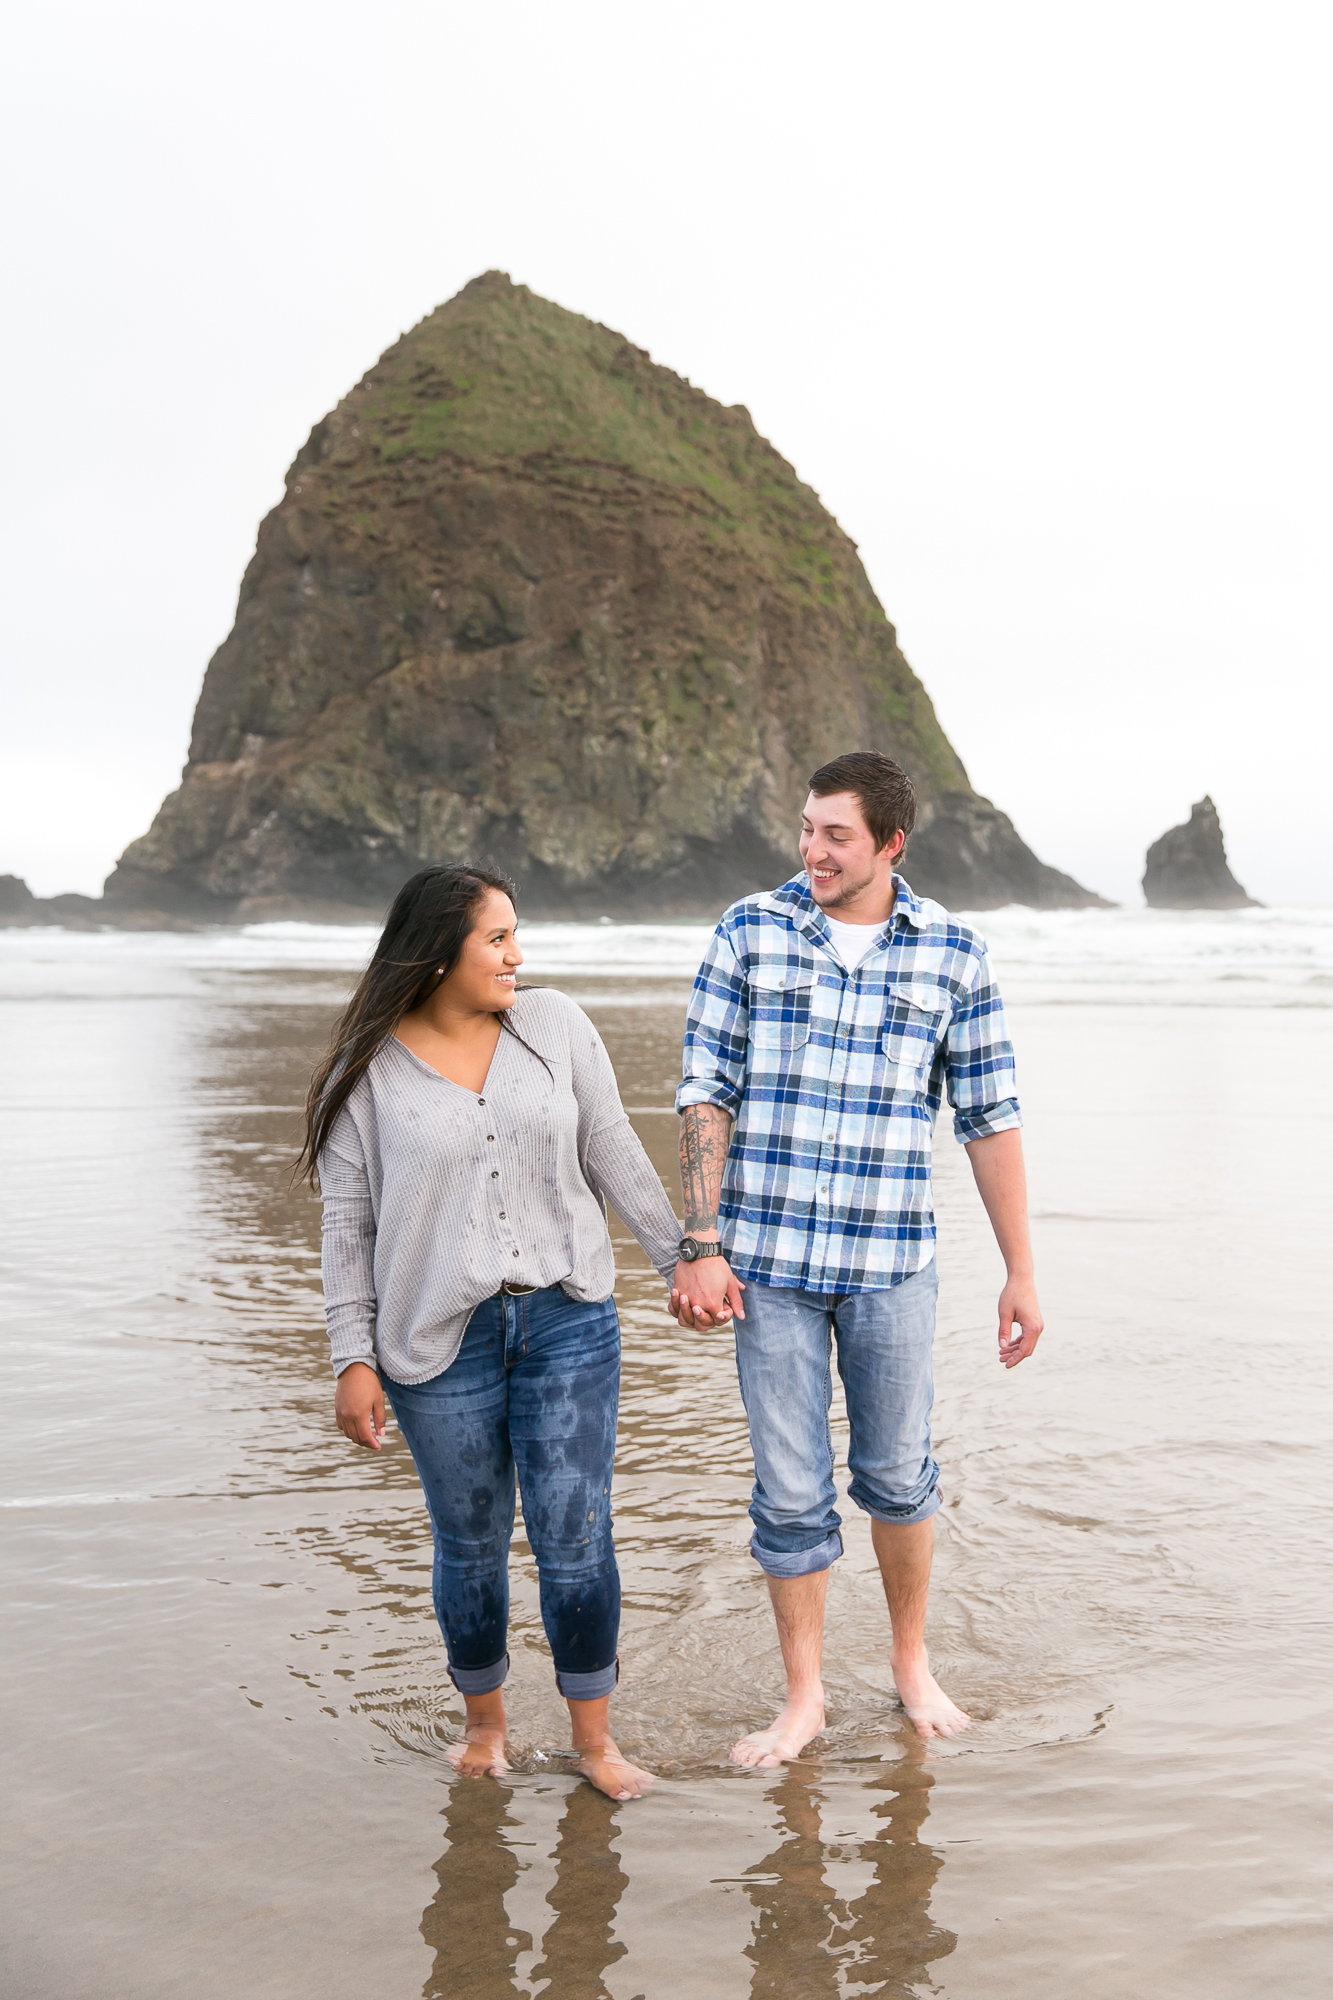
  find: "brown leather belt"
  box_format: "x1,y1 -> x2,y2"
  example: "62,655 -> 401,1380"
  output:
500,1280 -> 537,1296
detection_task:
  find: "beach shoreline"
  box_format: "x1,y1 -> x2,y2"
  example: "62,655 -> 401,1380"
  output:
2,912 -> 1330,1997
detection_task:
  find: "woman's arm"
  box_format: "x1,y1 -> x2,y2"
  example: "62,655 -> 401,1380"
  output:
319,1110 -> 386,1448
569,1016 -> 681,1278
583,1117 -> 683,1278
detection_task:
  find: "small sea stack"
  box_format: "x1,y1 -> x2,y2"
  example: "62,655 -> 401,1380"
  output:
1142,797 -> 1258,910
0,876 -> 102,929
0,874 -> 197,930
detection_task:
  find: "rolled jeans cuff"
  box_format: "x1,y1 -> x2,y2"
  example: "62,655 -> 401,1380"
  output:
854,1482 -> 943,1530
449,1652 -> 509,1696
749,1529 -> 844,1578
555,1658 -> 619,1701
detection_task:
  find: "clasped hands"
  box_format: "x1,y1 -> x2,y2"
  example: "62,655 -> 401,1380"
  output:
669,1252 -> 746,1331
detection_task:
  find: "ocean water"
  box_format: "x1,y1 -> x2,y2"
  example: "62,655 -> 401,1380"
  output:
2,908 -> 1330,1998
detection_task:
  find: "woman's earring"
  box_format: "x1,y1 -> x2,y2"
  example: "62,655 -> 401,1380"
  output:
435,966 -> 444,975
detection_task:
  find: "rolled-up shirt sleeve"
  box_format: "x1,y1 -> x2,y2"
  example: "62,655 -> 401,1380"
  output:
945,948 -> 1023,1144
319,1107 -> 379,1375
676,919 -> 749,1117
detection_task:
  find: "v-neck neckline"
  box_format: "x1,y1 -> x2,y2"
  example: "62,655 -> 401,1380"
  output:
390,1023 -> 507,1096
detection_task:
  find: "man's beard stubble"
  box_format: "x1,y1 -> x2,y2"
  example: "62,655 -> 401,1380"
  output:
812,859 -> 879,910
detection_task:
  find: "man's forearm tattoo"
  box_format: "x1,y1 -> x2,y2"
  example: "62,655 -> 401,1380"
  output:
679,1103 -> 733,1233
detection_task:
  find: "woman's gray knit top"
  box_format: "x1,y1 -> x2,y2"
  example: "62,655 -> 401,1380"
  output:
318,988 -> 681,1385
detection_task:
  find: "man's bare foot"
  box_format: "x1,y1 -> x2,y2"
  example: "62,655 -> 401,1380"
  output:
447,1720 -> 511,1778
570,1737 -> 654,1801
891,1651 -> 971,1739
729,1690 -> 826,1768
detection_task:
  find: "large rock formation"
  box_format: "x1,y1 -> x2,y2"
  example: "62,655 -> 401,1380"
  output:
1143,797 -> 1258,909
105,273 -> 1104,920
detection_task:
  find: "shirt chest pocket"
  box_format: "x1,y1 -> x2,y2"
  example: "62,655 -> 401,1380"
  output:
881,984 -> 948,1085
749,967 -> 816,1052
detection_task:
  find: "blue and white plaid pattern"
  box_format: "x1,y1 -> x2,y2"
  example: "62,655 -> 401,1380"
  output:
676,873 -> 1022,1293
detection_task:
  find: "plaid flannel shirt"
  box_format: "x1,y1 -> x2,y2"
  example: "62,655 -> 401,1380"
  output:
675,872 -> 1021,1293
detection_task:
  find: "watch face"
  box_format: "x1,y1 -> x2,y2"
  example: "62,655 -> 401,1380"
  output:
680,1241 -> 696,1261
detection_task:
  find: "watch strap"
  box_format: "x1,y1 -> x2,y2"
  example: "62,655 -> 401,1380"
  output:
679,1236 -> 726,1261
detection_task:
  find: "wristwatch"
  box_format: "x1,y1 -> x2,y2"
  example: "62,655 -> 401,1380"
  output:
677,1236 -> 726,1262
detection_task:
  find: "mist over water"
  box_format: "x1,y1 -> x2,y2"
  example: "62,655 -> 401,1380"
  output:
2,912 -> 1330,1998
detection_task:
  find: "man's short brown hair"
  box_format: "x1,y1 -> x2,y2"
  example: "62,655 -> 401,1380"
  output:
807,750 -> 917,854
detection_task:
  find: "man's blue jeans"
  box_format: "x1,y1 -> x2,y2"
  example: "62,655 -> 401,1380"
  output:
383,1286 -> 621,1700
734,1260 -> 941,1578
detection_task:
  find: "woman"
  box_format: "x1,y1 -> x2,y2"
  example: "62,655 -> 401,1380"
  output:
299,864 -> 682,1800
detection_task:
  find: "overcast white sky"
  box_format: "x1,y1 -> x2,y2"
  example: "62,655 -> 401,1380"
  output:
2,0 -> 1329,904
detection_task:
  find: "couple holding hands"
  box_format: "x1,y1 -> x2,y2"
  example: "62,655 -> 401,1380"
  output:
307,751 -> 1043,1802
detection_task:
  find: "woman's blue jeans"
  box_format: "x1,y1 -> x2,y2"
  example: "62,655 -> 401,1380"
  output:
383,1285 -> 621,1702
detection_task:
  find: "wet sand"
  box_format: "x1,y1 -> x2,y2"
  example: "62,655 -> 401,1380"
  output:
2,921 -> 1331,1997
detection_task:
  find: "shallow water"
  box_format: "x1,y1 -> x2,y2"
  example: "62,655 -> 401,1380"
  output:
2,912 -> 1331,1998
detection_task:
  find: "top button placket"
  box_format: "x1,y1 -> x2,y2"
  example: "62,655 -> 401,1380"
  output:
815,962 -> 848,1233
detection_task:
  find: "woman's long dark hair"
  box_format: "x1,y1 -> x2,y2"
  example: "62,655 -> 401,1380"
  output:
297,863 -> 532,1187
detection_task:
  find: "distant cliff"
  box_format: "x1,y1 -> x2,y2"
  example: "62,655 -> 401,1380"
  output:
1143,797 -> 1257,910
105,272 -> 1104,920
0,875 -> 194,930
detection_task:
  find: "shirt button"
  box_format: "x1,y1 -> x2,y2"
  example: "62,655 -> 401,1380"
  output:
487,1134 -> 495,1142
512,1250 -> 519,1258
491,1170 -> 499,1178
478,1098 -> 485,1106
499,1212 -> 506,1219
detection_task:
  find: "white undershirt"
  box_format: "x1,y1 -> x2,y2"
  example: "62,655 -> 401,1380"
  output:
823,914 -> 886,973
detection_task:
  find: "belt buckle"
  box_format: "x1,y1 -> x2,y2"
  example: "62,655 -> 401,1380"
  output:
501,1280 -> 536,1296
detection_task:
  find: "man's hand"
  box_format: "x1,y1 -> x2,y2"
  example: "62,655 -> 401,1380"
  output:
997,1272 -> 1043,1368
964,1127 -> 1045,1370
335,1361 -> 387,1448
670,1253 -> 746,1331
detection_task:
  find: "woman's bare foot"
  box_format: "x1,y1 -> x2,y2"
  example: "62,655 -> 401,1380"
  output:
729,1689 -> 826,1768
891,1650 -> 971,1738
447,1721 -> 511,1777
446,1688 -> 510,1777
565,1692 -> 653,1800
570,1738 -> 654,1801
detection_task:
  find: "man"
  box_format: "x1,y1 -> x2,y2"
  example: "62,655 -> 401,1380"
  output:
671,750 -> 1042,1762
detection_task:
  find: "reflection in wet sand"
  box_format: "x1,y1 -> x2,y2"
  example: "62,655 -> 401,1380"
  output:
424,1779 -> 628,1999
422,1781 -> 524,1998
422,1752 -> 953,2000
742,1753 -> 953,1998
530,1784 -> 629,1999
419,1757 -> 954,2000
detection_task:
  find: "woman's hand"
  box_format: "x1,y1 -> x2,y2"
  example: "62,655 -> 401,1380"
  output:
670,1256 -> 745,1331
335,1362 -> 387,1449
